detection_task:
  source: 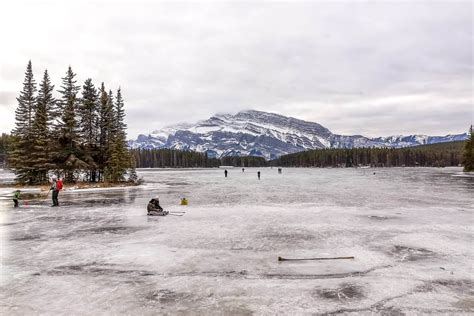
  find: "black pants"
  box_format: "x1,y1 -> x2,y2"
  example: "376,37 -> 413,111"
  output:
13,199 -> 18,207
52,190 -> 59,206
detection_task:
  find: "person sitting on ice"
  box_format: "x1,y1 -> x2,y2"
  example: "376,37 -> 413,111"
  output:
147,197 -> 168,216
180,197 -> 188,205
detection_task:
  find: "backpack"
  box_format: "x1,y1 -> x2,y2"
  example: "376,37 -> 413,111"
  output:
57,179 -> 63,190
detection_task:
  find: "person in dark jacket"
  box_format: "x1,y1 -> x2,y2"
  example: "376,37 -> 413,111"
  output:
50,177 -> 59,207
147,198 -> 168,216
224,169 -> 228,177
13,190 -> 21,207
257,171 -> 261,180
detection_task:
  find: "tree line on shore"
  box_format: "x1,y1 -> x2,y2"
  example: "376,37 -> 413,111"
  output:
128,136 -> 472,170
270,138 -> 472,169
7,61 -> 133,184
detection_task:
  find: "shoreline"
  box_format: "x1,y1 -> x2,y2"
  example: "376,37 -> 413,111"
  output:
0,181 -> 142,191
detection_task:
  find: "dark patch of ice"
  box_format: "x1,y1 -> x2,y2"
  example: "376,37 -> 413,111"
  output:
316,283 -> 364,300
387,245 -> 436,262
367,215 -> 398,220
10,234 -> 42,241
430,279 -> 474,295
45,263 -> 157,277
145,289 -> 193,303
164,181 -> 190,186
74,226 -> 145,235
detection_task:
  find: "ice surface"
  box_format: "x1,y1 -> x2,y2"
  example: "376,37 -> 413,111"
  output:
0,167 -> 473,314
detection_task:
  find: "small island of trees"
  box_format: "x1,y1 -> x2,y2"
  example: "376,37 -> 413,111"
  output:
7,61 -> 134,184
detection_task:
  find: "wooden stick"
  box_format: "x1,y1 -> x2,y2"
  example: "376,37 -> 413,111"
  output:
278,256 -> 354,261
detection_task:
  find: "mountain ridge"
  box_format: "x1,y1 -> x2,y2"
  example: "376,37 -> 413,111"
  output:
129,110 -> 468,159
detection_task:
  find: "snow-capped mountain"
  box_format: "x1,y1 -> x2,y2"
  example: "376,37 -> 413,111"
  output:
129,110 -> 468,159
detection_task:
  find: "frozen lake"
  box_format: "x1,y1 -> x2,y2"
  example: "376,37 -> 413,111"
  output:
1,167 -> 473,314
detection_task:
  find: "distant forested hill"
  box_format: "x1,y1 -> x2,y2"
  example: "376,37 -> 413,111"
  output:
270,141 -> 465,168
130,148 -> 266,168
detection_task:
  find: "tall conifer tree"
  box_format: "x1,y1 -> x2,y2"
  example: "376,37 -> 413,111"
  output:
79,78 -> 99,181
10,61 -> 37,183
107,88 -> 130,181
30,69 -> 55,183
57,66 -> 84,182
98,84 -> 114,180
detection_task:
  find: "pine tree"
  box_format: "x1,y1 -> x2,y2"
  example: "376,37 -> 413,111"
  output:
106,88 -> 130,182
98,84 -> 115,180
56,66 -> 85,182
10,61 -> 37,183
14,61 -> 37,136
115,88 -> 127,135
115,88 -> 130,176
30,69 -> 55,183
463,125 -> 473,172
79,78 -> 99,181
107,90 -> 116,135
57,66 -> 80,145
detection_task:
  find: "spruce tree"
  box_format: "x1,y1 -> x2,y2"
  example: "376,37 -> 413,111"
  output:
10,61 -> 37,183
79,78 -> 99,181
463,125 -> 473,172
107,90 -> 116,135
98,84 -> 115,180
107,88 -> 130,181
57,66 -> 80,145
56,66 -> 85,182
14,61 -> 37,136
30,69 -> 55,183
115,88 -> 126,135
115,88 -> 130,174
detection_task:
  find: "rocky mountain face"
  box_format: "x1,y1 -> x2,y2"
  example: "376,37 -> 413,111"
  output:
129,110 -> 468,159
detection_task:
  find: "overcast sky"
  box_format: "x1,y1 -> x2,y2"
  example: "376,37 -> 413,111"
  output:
0,0 -> 472,138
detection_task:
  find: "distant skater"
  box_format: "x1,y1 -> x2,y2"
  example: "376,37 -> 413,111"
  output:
257,171 -> 261,180
13,190 -> 21,207
242,168 -> 245,172
278,168 -> 282,174
224,169 -> 228,177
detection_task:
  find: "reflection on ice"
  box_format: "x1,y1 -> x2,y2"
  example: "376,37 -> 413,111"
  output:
0,167 -> 473,314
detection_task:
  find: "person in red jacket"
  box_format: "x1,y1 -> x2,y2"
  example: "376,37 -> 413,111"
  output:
50,177 -> 63,207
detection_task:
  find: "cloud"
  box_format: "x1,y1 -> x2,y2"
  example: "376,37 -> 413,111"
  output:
0,1 -> 472,138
